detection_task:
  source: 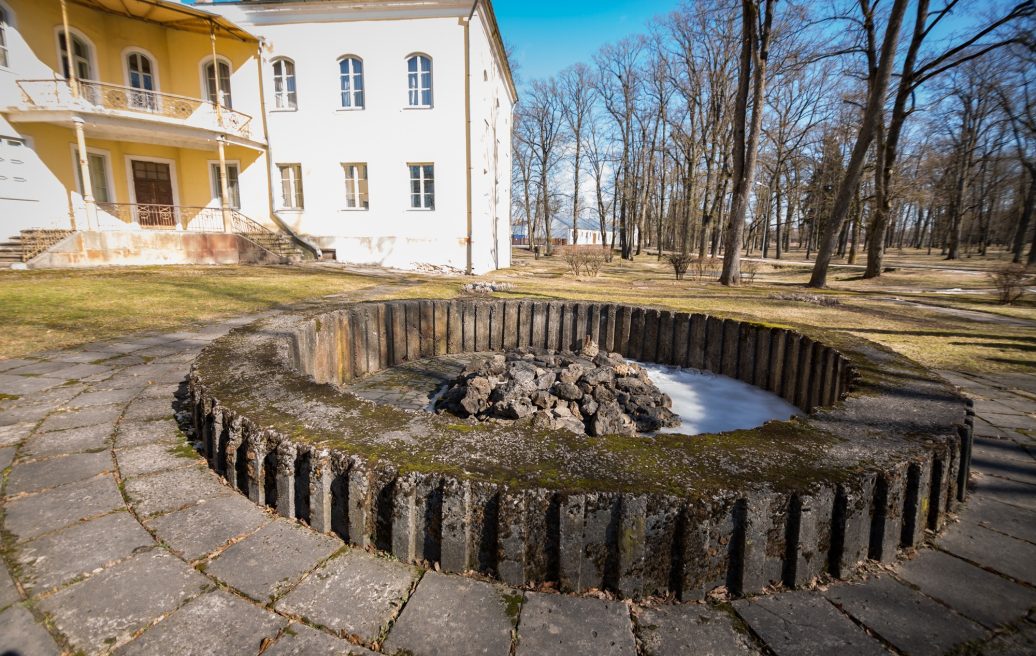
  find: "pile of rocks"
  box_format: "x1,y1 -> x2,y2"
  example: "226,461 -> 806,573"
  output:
462,281 -> 514,295
434,338 -> 680,436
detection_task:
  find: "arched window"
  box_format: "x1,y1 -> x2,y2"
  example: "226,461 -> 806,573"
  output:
406,54 -> 432,108
126,51 -> 157,110
338,56 -> 363,109
0,7 -> 10,68
271,58 -> 296,110
58,30 -> 93,81
204,58 -> 232,109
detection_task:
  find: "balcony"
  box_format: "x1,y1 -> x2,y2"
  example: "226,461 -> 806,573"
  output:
95,203 -> 271,234
12,79 -> 256,144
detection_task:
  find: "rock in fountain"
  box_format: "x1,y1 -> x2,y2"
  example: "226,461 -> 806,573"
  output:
434,337 -> 681,436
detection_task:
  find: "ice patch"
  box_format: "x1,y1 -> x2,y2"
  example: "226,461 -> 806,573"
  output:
637,362 -> 801,435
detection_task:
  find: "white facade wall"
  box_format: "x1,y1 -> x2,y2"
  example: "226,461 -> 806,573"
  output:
216,1 -> 514,273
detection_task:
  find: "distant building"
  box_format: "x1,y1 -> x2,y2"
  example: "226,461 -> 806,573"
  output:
205,0 -> 516,273
512,217 -> 614,247
0,0 -> 515,272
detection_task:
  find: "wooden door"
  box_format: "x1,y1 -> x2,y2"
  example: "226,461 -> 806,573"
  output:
131,160 -> 175,227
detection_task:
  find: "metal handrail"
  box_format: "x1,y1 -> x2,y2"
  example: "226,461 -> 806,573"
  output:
16,79 -> 253,140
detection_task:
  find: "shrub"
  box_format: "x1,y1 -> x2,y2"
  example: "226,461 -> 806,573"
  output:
558,245 -> 608,277
989,264 -> 1033,305
666,252 -> 693,280
741,260 -> 760,285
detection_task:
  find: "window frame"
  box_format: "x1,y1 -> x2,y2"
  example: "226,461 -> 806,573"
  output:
337,56 -> 365,110
201,55 -> 233,109
123,47 -> 160,111
405,54 -> 433,108
56,27 -> 96,82
277,163 -> 304,210
68,144 -> 114,205
341,162 -> 369,210
0,3 -> 12,70
270,57 -> 297,111
208,160 -> 241,209
408,162 -> 434,211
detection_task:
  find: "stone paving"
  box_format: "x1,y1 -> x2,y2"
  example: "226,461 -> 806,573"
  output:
0,318 -> 1033,655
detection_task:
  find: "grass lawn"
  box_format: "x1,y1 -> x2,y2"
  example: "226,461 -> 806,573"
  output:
2,251 -> 1033,374
0,265 -> 383,359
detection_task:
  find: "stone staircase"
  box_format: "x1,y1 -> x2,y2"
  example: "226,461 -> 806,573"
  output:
238,230 -> 309,261
0,234 -> 23,266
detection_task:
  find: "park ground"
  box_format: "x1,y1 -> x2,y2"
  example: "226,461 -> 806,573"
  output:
1,246 -> 1033,374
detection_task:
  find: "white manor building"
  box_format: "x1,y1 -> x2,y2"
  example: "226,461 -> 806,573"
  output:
0,0 -> 515,273
205,0 -> 516,273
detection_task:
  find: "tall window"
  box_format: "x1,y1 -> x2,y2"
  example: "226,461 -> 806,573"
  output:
126,52 -> 157,110
210,163 -> 240,209
338,57 -> 364,109
271,58 -> 296,110
406,55 -> 432,107
0,8 -> 9,68
342,163 -> 368,209
204,59 -> 232,108
408,163 -> 434,210
278,163 -> 304,209
59,31 -> 92,80
73,150 -> 111,203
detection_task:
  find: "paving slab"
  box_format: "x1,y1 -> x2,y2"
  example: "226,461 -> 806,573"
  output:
979,412 -> 1036,432
895,549 -> 1036,629
21,423 -> 113,458
266,623 -> 378,655
37,404 -> 122,433
277,549 -> 416,643
0,446 -> 14,470
122,396 -> 176,422
207,519 -> 342,603
37,363 -> 114,380
382,571 -> 514,656
116,442 -> 197,478
15,511 -> 153,595
0,373 -> 63,396
4,475 -> 124,541
936,520 -> 1036,585
70,387 -> 141,408
146,494 -> 271,561
39,549 -> 209,655
0,567 -> 20,611
123,465 -> 229,517
971,475 -> 1036,510
4,361 -> 69,377
115,417 -> 181,447
0,405 -> 53,427
967,616 -> 1036,655
6,451 -> 113,495
516,592 -> 635,656
114,589 -> 285,656
824,575 -> 986,655
0,421 -> 35,447
733,590 -> 887,656
0,358 -> 39,373
635,604 -> 759,656
0,604 -> 61,656
960,494 -> 1036,544
972,436 -> 1036,464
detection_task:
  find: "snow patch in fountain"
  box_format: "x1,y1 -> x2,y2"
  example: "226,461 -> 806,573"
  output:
637,362 -> 801,435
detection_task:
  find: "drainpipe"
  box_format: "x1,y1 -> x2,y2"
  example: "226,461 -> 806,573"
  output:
254,37 -> 321,259
463,1 -> 477,275
210,20 -> 233,233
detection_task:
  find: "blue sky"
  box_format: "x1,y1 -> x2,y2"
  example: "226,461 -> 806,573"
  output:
492,0 -> 674,82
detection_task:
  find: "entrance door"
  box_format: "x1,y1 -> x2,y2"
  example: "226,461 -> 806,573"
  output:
131,159 -> 176,228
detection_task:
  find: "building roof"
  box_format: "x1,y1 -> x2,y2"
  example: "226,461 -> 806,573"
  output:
200,0 -> 517,102
69,0 -> 257,41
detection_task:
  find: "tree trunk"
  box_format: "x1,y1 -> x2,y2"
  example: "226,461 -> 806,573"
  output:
809,0 -> 909,287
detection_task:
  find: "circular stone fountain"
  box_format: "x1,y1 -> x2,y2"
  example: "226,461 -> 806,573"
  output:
188,299 -> 973,600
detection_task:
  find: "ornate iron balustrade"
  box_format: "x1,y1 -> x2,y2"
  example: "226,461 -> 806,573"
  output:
94,203 -> 280,237
16,79 -> 253,140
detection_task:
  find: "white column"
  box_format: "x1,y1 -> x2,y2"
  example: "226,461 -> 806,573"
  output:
72,116 -> 97,230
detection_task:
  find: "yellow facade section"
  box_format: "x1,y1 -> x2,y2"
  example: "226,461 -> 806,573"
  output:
10,0 -> 256,104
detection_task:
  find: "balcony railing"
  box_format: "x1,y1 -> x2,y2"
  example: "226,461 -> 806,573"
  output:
95,203 -> 277,236
16,79 -> 253,141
